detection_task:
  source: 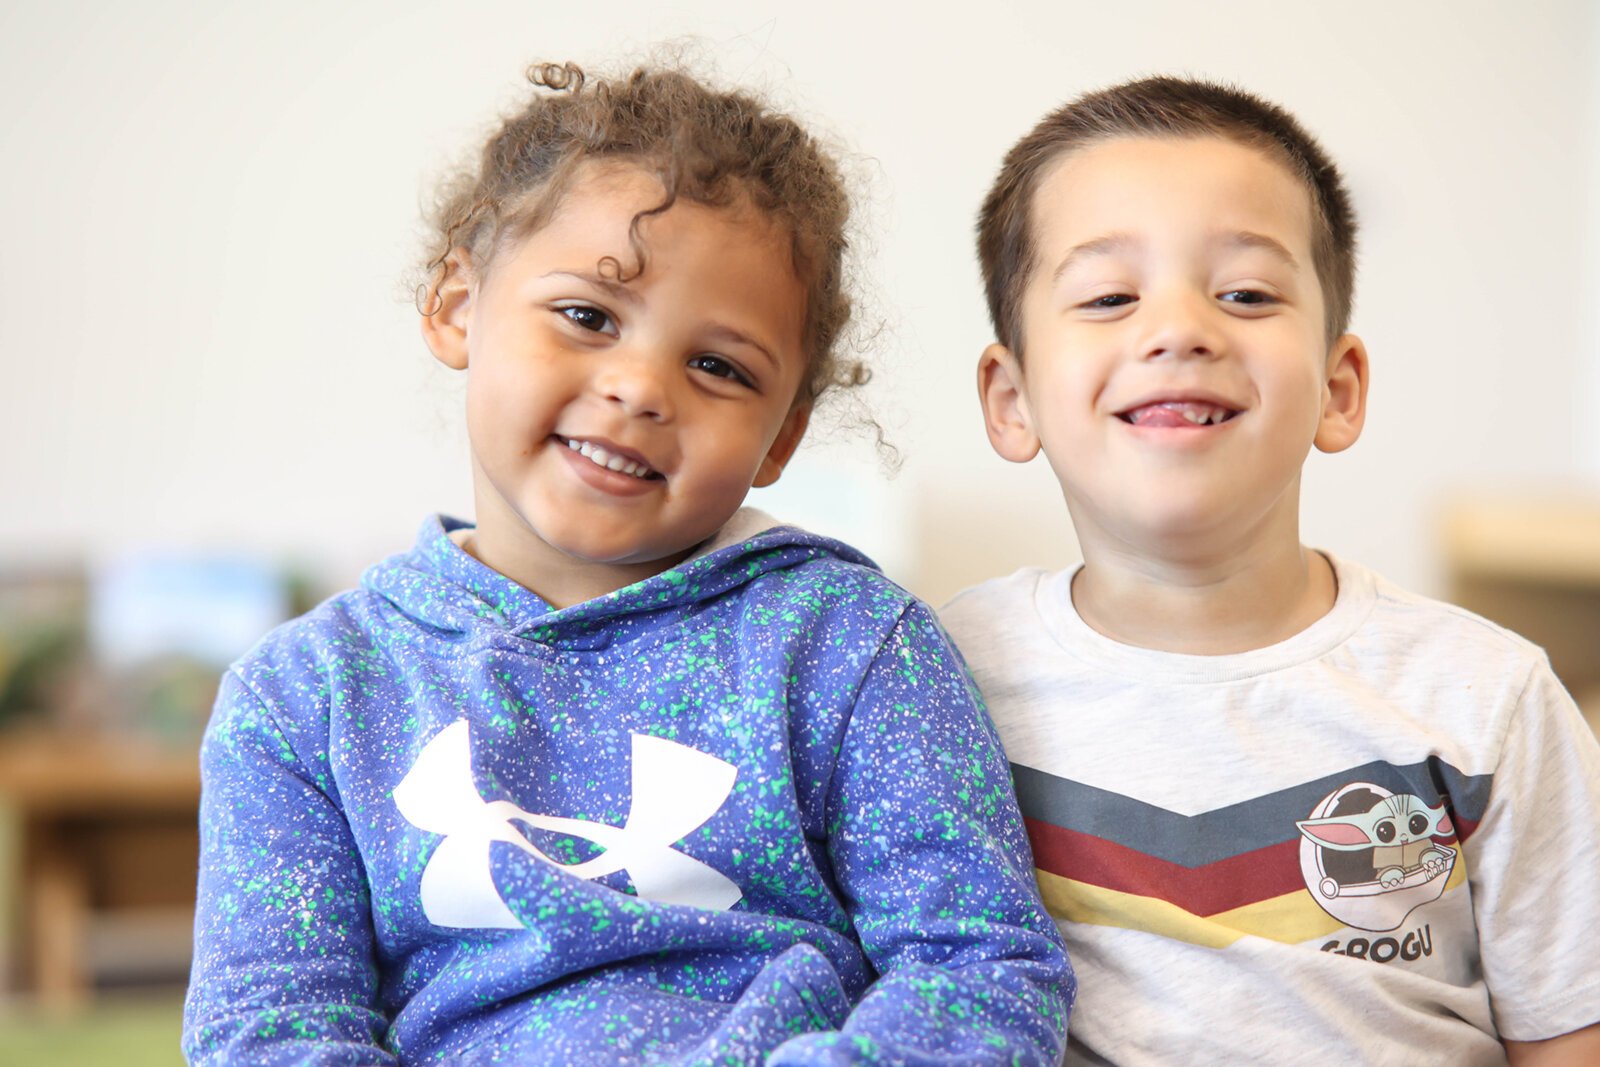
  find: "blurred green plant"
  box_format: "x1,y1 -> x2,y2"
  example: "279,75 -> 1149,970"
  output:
0,566 -> 89,731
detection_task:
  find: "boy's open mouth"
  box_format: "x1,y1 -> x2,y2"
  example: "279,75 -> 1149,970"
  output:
1116,401 -> 1239,428
558,436 -> 662,480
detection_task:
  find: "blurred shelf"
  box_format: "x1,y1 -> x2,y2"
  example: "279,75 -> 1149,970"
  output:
1442,492 -> 1600,735
0,733 -> 199,812
1441,494 -> 1600,588
0,730 -> 200,1010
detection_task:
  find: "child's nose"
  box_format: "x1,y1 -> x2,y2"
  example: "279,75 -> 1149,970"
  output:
1139,292 -> 1223,362
593,350 -> 675,421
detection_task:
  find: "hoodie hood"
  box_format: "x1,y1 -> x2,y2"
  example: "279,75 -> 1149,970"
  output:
361,510 -> 879,651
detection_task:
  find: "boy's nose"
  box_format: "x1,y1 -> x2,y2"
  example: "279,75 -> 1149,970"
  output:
1139,293 -> 1223,362
593,350 -> 675,421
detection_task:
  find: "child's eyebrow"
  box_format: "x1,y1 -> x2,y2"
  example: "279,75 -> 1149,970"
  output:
1051,232 -> 1137,284
702,323 -> 779,370
1219,231 -> 1301,270
1050,231 -> 1302,285
541,269 -> 644,305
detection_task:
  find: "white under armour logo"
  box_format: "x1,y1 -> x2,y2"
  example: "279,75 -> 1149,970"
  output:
393,719 -> 742,929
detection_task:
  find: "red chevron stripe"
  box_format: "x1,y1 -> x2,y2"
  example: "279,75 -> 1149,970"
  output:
1025,817 -> 1307,916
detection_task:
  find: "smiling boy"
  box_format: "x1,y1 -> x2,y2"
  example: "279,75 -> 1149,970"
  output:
941,77 -> 1600,1064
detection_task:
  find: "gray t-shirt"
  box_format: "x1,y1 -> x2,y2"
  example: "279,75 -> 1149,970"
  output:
941,554 -> 1600,1065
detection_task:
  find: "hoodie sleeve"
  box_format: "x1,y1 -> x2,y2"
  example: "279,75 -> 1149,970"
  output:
182,668 -> 396,1066
769,602 -> 1074,1066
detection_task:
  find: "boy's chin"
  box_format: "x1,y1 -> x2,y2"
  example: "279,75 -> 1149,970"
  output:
1079,496 -> 1276,562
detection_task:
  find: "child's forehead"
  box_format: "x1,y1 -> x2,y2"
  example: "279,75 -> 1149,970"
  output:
506,160 -> 789,262
1030,134 -> 1317,261
497,161 -> 785,263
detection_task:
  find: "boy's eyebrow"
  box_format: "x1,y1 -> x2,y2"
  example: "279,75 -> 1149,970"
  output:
1050,231 -> 1302,283
1221,231 -> 1301,270
1051,232 -> 1137,283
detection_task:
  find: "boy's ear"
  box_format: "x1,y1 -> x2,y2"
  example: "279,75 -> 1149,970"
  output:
752,403 -> 812,488
419,249 -> 476,371
978,343 -> 1041,464
1315,333 -> 1369,454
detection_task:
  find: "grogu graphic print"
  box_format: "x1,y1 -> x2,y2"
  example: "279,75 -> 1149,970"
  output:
1297,784 -> 1459,933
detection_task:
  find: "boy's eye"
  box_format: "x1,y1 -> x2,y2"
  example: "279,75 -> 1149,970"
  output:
558,305 -> 614,333
1219,289 -> 1273,305
688,354 -> 754,389
1084,293 -> 1136,309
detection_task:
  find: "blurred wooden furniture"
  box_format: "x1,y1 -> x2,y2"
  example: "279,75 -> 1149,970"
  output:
1442,493 -> 1600,735
0,731 -> 199,1009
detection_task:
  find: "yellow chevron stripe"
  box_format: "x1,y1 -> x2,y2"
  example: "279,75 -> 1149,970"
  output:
1034,848 -> 1469,950
1036,869 -> 1257,949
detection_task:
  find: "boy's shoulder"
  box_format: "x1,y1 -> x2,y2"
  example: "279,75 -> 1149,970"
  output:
939,567 -> 1055,631
938,566 -> 1070,666
1347,555 -> 1550,678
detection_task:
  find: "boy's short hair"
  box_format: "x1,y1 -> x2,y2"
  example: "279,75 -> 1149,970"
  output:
977,76 -> 1358,355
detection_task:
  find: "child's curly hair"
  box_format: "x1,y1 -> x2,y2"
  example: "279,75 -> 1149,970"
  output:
418,60 -> 867,408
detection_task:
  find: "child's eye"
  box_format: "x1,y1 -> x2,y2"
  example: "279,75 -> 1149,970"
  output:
1219,289 -> 1274,306
688,354 -> 755,389
557,305 -> 615,334
1083,293 -> 1136,309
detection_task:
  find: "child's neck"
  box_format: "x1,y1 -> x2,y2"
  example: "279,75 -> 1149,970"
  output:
465,486 -> 691,611
462,525 -> 682,610
1071,533 -> 1338,656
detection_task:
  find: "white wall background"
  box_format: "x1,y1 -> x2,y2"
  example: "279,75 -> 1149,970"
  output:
2,0 -> 1596,606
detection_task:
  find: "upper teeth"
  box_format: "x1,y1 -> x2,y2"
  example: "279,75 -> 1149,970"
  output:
566,438 -> 655,479
1178,404 -> 1230,425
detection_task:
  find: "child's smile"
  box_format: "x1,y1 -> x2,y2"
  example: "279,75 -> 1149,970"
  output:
423,162 -> 812,607
557,435 -> 662,482
1114,397 -> 1241,429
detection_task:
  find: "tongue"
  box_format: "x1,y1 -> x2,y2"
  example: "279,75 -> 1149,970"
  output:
1128,405 -> 1200,428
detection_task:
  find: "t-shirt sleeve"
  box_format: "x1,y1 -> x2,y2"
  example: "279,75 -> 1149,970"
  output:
1467,659 -> 1600,1041
182,668 -> 396,1066
768,602 -> 1075,1066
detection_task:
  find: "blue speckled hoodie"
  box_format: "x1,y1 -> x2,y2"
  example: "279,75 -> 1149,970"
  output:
183,513 -> 1073,1065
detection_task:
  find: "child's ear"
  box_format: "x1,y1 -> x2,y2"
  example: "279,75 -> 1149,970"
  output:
1315,333 -> 1369,454
752,404 -> 811,488
977,343 -> 1041,463
419,249 -> 476,371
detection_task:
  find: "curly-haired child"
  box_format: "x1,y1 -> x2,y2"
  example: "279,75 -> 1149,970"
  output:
180,61 -> 1072,1066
